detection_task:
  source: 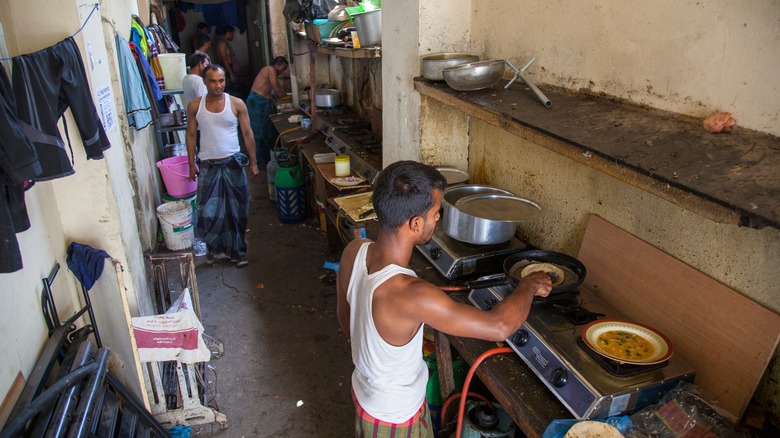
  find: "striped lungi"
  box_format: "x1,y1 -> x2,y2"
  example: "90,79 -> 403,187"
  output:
352,389 -> 434,438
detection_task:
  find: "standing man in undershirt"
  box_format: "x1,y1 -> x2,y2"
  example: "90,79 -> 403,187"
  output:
186,65 -> 258,267
246,56 -> 288,166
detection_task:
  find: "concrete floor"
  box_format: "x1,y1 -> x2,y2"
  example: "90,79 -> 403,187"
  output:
191,170 -> 354,437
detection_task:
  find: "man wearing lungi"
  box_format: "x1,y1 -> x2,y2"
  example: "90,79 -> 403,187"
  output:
186,64 -> 258,268
336,161 -> 552,437
247,56 -> 288,166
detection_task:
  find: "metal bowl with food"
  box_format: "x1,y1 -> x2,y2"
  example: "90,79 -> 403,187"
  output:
442,59 -> 506,91
421,53 -> 480,81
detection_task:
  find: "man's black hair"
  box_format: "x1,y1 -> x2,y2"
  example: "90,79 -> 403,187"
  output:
272,56 -> 289,66
219,25 -> 235,35
197,22 -> 209,31
196,34 -> 211,48
372,161 -> 447,233
203,64 -> 226,76
187,53 -> 209,69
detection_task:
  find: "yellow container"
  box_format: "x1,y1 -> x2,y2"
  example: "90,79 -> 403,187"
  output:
335,155 -> 351,177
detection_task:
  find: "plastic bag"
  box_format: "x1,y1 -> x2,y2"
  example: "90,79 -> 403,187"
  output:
626,382 -> 749,438
543,416 -> 632,438
284,0 -> 341,22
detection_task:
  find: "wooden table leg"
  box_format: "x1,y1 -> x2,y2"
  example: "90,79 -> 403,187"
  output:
435,329 -> 455,403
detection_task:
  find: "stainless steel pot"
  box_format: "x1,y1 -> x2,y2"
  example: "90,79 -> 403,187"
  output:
442,185 -> 517,245
315,88 -> 342,108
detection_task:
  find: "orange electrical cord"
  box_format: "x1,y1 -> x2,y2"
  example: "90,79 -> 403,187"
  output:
455,347 -> 514,438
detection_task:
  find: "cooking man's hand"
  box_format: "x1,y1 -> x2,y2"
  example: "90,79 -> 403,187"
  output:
189,163 -> 199,181
522,271 -> 553,298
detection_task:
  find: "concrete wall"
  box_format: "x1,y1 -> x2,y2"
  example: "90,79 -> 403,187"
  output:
384,0 -> 780,421
0,0 -> 154,410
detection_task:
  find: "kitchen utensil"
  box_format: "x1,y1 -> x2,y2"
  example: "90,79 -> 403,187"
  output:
421,53 -> 480,81
442,60 -> 506,91
504,58 -> 552,108
435,167 -> 469,185
359,208 -> 375,219
465,249 -> 586,294
581,319 -> 674,365
454,193 -> 541,222
315,88 -> 342,108
352,9 -> 381,46
442,185 -> 516,244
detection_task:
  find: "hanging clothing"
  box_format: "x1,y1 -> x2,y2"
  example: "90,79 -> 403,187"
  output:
129,42 -> 165,113
11,37 -> 111,181
148,24 -> 179,53
0,63 -> 40,273
115,34 -> 152,130
130,16 -> 150,59
66,242 -> 111,291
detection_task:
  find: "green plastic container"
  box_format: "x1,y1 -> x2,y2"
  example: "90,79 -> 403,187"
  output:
275,163 -> 307,224
424,354 -> 465,406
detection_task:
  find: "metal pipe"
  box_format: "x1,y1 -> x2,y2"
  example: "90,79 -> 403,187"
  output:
504,59 -> 552,108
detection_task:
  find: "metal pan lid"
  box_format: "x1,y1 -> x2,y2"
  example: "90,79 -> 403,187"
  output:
454,193 -> 542,222
435,167 -> 469,185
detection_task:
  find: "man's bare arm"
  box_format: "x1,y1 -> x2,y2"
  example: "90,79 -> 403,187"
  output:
186,98 -> 201,180
233,97 -> 259,178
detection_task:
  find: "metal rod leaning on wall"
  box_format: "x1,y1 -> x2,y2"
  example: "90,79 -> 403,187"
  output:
504,59 -> 552,108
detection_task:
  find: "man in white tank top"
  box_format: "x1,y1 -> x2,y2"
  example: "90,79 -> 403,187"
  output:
185,65 -> 258,267
336,161 -> 553,437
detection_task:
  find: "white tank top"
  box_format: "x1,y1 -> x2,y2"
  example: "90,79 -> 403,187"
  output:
348,242 -> 428,423
196,93 -> 240,160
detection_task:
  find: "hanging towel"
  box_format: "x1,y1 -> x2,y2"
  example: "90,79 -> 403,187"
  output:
66,242 -> 111,291
129,42 -> 164,111
115,34 -> 152,130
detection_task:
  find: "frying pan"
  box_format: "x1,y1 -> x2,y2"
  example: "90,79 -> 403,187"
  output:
464,249 -> 586,294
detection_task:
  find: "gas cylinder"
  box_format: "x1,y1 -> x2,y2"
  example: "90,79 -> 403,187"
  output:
274,162 -> 307,224
460,401 -> 515,438
267,154 -> 277,202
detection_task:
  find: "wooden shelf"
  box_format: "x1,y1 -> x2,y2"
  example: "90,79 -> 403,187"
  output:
414,78 -> 780,230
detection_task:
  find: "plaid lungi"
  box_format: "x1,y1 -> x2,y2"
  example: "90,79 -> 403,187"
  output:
352,389 -> 434,438
196,152 -> 249,259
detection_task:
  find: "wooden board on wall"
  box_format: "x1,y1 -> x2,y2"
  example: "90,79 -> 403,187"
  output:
577,215 -> 780,419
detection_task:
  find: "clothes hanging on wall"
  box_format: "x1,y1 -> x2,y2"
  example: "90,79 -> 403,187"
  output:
0,64 -> 41,274
12,37 -> 111,181
148,23 -> 179,54
115,34 -> 152,130
129,42 -> 165,113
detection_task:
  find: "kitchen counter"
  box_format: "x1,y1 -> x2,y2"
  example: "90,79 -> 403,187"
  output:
409,254 -> 571,438
414,78 -> 780,230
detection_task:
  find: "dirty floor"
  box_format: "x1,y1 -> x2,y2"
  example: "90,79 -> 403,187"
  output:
192,168 -> 354,437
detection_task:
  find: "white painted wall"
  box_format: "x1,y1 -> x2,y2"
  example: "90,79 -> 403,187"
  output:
0,0 -> 152,409
471,0 -> 780,136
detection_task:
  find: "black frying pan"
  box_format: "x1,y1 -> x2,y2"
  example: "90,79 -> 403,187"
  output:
465,249 -> 586,295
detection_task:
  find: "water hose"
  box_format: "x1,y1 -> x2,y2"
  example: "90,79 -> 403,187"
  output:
455,347 -> 514,438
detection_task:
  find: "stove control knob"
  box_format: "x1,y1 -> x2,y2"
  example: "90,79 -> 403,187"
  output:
551,368 -> 568,388
511,329 -> 529,346
429,247 -> 441,260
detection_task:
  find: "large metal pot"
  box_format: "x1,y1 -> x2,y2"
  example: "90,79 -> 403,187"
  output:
442,60 -> 506,91
442,185 -> 517,245
315,88 -> 342,108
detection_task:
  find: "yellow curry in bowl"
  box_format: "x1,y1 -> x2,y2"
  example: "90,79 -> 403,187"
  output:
596,330 -> 655,361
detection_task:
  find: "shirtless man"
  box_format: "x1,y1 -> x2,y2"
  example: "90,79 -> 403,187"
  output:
215,25 -> 240,93
246,57 -> 289,166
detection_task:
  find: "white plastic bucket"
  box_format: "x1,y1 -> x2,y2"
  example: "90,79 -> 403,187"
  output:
157,201 -> 193,251
158,53 -> 186,90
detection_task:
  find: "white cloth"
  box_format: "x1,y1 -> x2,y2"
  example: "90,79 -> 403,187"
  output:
196,93 -> 240,160
181,73 -> 207,109
347,242 -> 428,423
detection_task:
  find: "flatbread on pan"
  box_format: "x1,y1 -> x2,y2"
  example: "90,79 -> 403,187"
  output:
564,421 -> 623,438
520,262 -> 565,286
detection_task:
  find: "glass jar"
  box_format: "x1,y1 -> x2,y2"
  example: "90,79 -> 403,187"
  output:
334,155 -> 351,177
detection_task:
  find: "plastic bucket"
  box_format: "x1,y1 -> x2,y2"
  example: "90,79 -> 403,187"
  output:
275,163 -> 307,224
157,156 -> 197,197
158,53 -> 186,89
157,201 -> 193,251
